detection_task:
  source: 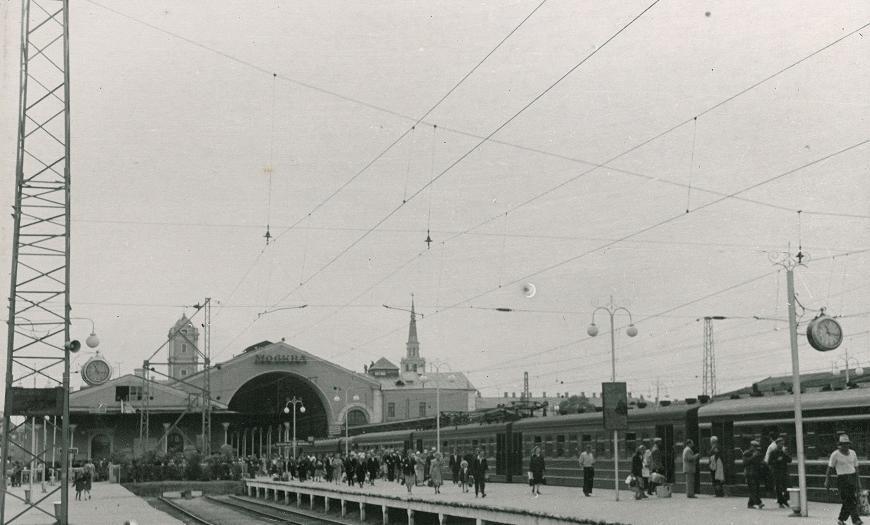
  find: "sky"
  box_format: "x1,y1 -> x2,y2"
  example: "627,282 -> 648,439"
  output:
1,0 -> 868,401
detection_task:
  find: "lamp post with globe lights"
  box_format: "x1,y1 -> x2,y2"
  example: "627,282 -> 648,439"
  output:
418,360 -> 455,454
283,397 -> 305,460
70,317 -> 100,348
587,297 -> 637,502
832,348 -> 863,386
333,388 -> 361,455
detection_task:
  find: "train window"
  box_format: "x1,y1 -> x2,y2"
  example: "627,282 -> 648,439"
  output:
625,432 -> 637,453
568,434 -> 578,456
581,434 -> 592,443
556,435 -> 565,457
544,435 -> 553,457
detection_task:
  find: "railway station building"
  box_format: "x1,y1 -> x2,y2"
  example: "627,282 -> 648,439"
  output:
66,302 -> 477,462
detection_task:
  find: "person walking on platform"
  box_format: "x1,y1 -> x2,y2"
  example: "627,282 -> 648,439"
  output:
825,434 -> 863,525
632,446 -> 648,500
708,436 -> 725,497
641,440 -> 652,495
429,452 -> 444,494
355,452 -> 367,488
743,440 -> 765,509
401,450 -> 416,494
472,449 -> 488,498
579,444 -> 595,496
649,438 -> 664,495
529,446 -> 545,497
459,456 -> 470,493
768,437 -> 792,508
682,439 -> 699,498
449,448 -> 461,485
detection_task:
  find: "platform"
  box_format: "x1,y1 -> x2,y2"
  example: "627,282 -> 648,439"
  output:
246,476 -> 847,525
2,481 -> 183,525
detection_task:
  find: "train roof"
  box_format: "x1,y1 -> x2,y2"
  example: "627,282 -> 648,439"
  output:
350,428 -> 413,443
412,420 -> 510,438
699,388 -> 870,419
512,403 -> 698,429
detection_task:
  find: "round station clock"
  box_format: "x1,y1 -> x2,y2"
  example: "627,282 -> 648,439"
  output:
81,354 -> 112,386
806,314 -> 843,352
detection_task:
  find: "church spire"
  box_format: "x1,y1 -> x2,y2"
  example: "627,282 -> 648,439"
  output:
406,294 -> 419,358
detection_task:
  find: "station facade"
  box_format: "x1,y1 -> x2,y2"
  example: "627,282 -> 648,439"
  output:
65,301 -> 477,462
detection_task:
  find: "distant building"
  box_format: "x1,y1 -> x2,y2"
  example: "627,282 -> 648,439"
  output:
367,296 -> 477,422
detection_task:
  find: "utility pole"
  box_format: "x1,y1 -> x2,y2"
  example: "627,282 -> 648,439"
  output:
770,250 -> 808,517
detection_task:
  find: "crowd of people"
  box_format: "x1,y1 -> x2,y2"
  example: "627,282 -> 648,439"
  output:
243,447 -> 491,497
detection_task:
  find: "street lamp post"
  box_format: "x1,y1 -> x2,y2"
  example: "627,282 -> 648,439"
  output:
283,397 -> 305,460
333,389 -> 360,455
588,296 -> 638,502
418,360 -> 455,454
832,348 -> 863,385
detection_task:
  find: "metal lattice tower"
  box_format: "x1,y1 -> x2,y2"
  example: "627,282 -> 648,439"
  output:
702,316 -> 719,397
523,371 -> 529,400
1,0 -> 73,523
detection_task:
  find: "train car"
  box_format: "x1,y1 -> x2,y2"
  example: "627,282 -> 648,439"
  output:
412,421 -> 511,482
308,437 -> 342,456
697,388 -> 870,501
349,429 -> 414,454
512,403 -> 700,490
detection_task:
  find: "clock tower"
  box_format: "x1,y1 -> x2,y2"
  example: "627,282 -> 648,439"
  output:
168,315 -> 200,380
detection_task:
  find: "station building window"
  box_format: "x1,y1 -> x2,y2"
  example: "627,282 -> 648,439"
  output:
419,402 -> 426,417
387,402 -> 395,418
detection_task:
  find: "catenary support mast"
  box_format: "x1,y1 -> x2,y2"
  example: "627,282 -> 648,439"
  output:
2,1 -> 73,523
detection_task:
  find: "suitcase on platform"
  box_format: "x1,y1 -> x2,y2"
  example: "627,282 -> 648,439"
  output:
655,484 -> 672,498
860,489 -> 869,516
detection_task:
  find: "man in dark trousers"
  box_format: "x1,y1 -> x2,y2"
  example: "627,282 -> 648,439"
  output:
449,448 -> 461,485
824,434 -> 862,525
743,440 -> 765,509
471,448 -> 488,498
767,437 -> 792,508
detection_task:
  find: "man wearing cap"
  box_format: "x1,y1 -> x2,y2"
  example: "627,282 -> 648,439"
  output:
767,437 -> 792,508
825,434 -> 863,525
743,440 -> 765,509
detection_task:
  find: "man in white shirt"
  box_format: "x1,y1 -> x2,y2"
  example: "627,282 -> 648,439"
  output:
578,445 -> 595,496
824,434 -> 862,525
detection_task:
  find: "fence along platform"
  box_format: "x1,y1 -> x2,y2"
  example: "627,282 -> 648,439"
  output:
244,479 -> 595,525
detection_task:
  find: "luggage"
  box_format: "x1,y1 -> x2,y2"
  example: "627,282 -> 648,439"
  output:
649,472 -> 666,484
655,484 -> 672,498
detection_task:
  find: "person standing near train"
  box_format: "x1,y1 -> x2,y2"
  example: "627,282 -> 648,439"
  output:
578,444 -> 595,497
529,446 -> 545,497
824,434 -> 862,525
472,448 -> 488,498
743,440 -> 765,509
768,437 -> 792,508
682,439 -> 699,498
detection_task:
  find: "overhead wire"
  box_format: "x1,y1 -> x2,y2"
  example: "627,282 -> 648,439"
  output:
82,0 -> 870,371
255,0 -> 665,330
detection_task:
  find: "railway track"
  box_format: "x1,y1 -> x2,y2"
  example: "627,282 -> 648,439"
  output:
158,494 -> 348,525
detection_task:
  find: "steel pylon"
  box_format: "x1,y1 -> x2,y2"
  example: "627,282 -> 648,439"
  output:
1,0 -> 73,523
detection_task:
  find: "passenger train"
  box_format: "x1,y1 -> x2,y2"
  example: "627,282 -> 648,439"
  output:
305,388 -> 869,501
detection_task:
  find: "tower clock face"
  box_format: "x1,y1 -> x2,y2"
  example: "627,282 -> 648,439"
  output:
82,358 -> 112,385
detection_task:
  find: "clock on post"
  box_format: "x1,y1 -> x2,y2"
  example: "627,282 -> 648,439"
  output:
81,352 -> 112,386
806,311 -> 843,352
